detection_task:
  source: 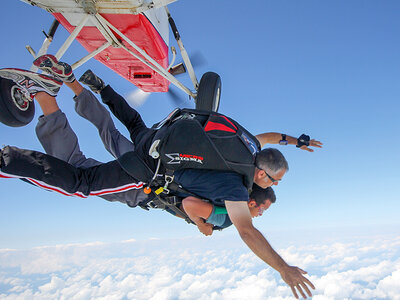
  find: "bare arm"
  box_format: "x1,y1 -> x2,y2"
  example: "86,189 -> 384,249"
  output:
225,200 -> 315,299
182,196 -> 214,236
255,132 -> 323,152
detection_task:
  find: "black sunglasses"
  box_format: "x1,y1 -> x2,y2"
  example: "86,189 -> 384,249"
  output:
256,164 -> 280,183
264,170 -> 280,183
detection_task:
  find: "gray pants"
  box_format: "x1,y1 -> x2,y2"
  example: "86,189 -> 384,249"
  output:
35,89 -> 147,207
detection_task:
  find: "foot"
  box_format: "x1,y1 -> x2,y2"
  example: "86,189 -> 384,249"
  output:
33,54 -> 76,83
79,69 -> 105,94
0,68 -> 62,97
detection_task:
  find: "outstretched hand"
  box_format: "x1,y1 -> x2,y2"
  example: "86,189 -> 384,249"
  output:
299,139 -> 323,152
280,265 -> 315,299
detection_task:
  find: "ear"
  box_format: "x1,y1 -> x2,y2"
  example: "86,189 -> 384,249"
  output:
254,168 -> 264,180
248,199 -> 257,208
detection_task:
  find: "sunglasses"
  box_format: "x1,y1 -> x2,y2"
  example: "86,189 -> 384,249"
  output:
256,164 -> 281,183
264,170 -> 280,183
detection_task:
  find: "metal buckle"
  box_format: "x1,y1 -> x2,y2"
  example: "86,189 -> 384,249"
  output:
181,113 -> 195,120
146,200 -> 157,209
162,174 -> 174,194
165,174 -> 174,183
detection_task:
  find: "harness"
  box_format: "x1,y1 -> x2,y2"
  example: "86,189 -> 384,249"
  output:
150,108 -> 260,187
119,108 -> 261,226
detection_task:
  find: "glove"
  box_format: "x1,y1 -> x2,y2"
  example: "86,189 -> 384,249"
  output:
296,134 -> 310,148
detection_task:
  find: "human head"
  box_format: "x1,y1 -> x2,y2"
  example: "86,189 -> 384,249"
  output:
248,184 -> 276,217
254,148 -> 289,188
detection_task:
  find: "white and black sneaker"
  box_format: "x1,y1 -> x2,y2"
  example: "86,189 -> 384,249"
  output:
33,54 -> 76,83
0,68 -> 62,97
79,69 -> 106,94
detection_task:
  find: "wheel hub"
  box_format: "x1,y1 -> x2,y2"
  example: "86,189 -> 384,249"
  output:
11,85 -> 31,111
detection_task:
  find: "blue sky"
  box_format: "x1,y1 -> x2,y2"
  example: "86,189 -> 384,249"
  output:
0,0 -> 399,245
0,1 -> 399,297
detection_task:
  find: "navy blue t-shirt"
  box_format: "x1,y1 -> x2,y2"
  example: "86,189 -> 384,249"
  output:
173,169 -> 249,206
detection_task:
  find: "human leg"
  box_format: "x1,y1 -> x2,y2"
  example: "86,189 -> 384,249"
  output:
72,88 -> 134,158
79,70 -> 150,144
34,111 -> 148,206
35,110 -> 102,168
0,66 -> 147,206
0,146 -> 143,198
34,56 -> 134,158
100,85 -> 151,144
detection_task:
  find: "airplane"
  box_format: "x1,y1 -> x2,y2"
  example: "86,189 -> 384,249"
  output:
0,0 -> 222,127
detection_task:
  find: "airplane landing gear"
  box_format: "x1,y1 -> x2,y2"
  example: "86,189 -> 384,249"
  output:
195,72 -> 221,112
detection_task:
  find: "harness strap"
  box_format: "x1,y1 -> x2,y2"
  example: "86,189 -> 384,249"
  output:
166,181 -> 196,197
146,192 -> 194,224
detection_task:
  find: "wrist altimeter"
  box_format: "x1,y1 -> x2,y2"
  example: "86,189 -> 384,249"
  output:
279,134 -> 288,145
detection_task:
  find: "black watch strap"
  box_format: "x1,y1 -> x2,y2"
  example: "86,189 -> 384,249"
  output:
279,134 -> 288,145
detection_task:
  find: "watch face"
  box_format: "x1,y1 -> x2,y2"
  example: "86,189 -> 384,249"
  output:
279,140 -> 288,145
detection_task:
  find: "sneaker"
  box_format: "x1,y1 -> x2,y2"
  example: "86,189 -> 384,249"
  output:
79,69 -> 105,94
0,68 -> 62,97
33,54 -> 76,83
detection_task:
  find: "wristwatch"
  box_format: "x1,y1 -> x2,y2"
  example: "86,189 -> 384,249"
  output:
279,134 -> 288,145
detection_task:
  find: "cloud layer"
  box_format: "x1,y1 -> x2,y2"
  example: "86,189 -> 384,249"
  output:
0,234 -> 399,299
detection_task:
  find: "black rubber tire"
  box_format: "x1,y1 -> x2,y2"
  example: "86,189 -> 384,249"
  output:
196,72 -> 221,112
0,77 -> 35,127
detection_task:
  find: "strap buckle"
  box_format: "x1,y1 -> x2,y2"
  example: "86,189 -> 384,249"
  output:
162,174 -> 175,194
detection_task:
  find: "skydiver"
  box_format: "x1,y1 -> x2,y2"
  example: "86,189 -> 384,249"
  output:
0,59 -> 322,298
29,55 -> 279,235
31,56 -> 316,240
182,184 -> 276,235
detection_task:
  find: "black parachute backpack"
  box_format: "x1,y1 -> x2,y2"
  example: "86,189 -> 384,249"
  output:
150,108 -> 261,189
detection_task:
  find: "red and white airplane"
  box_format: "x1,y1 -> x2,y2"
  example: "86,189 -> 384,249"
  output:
0,0 -> 221,127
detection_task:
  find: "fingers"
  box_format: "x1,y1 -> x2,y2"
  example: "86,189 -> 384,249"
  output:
298,268 -> 307,274
296,284 -> 307,299
300,281 -> 313,298
300,146 -> 314,152
287,267 -> 315,299
293,282 -> 312,299
297,267 -> 315,293
291,283 -> 312,299
300,139 -> 323,152
290,286 -> 299,299
303,276 -> 315,290
310,139 -> 323,147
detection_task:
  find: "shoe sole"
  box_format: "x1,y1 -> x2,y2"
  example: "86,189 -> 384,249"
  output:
79,69 -> 105,93
0,68 -> 62,97
33,54 -> 74,82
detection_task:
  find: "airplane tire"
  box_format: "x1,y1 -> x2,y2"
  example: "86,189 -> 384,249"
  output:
0,77 -> 35,127
196,72 -> 221,112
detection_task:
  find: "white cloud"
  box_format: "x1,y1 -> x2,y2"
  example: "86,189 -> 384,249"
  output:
0,233 -> 399,299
